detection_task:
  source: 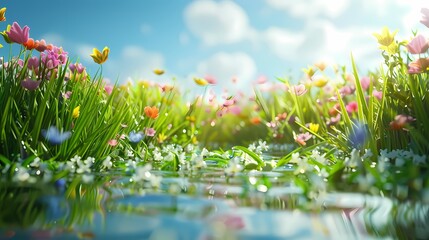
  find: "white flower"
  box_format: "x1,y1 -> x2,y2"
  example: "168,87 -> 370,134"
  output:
132,164 -> 152,182
225,157 -> 243,176
29,157 -> 41,168
289,152 -> 301,164
345,149 -> 360,168
191,154 -> 207,169
102,156 -> 113,169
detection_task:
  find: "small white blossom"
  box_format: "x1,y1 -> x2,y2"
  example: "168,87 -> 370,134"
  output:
225,157 -> 244,176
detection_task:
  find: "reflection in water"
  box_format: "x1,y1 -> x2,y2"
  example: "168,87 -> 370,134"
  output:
0,171 -> 428,239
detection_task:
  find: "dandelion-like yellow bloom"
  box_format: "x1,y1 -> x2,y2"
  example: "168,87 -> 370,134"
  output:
309,123 -> 319,133
0,8 -> 6,22
153,69 -> 165,75
373,27 -> 397,47
72,106 -> 80,118
157,133 -> 167,143
194,77 -> 208,86
90,46 -> 109,64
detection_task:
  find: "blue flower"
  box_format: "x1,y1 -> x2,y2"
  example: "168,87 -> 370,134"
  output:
41,126 -> 71,145
129,131 -> 144,143
349,121 -> 368,149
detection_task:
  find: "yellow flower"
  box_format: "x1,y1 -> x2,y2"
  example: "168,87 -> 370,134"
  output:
0,25 -> 11,43
72,106 -> 80,118
373,27 -> 397,47
314,61 -> 327,71
0,8 -> 6,22
302,66 -> 316,78
312,77 -> 328,88
380,42 -> 398,55
309,123 -> 319,133
157,133 -> 167,143
193,77 -> 208,86
90,46 -> 109,64
0,43 -> 2,48
153,69 -> 165,75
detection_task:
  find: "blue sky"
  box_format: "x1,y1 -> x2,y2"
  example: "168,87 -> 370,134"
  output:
1,0 -> 428,93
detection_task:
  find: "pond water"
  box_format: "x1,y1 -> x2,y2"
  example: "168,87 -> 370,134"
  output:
1,161 -> 428,239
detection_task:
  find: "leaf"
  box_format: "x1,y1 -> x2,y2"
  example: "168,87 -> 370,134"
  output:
232,146 -> 264,168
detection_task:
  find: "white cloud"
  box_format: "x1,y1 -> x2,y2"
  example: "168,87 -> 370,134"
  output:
197,52 -> 257,90
104,46 -> 164,83
264,20 -> 383,74
266,0 -> 350,19
184,0 -> 252,45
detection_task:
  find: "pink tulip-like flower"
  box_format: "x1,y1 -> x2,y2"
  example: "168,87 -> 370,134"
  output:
204,75 -> 217,84
373,90 -> 383,100
108,139 -> 118,147
360,76 -> 370,90
69,63 -> 85,74
421,8 -> 429,28
256,75 -> 268,84
145,127 -> 156,137
7,22 -> 29,44
292,84 -> 307,96
21,78 -> 41,91
406,35 -> 429,54
346,101 -> 358,113
104,84 -> 113,95
35,39 -> 48,52
27,56 -> 39,71
408,58 -> 429,74
222,98 -> 235,108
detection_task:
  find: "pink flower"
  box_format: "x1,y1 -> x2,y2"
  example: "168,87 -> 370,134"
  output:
256,75 -> 268,84
27,56 -> 39,71
35,39 -> 48,52
406,34 -> 429,54
346,101 -> 358,113
339,85 -> 355,96
145,128 -> 156,137
360,76 -> 370,90
69,63 -> 85,74
408,58 -> 429,74
7,22 -> 30,44
294,132 -> 312,146
21,78 -> 41,90
62,91 -> 72,99
104,84 -> 113,95
222,98 -> 235,108
421,8 -> 429,28
204,75 -> 217,84
292,84 -> 307,96
373,90 -> 382,100
108,139 -> 118,147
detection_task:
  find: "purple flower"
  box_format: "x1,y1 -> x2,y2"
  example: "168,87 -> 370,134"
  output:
145,128 -> 156,137
21,78 -> 41,91
41,126 -> 71,145
69,63 -> 85,74
292,84 -> 307,96
7,22 -> 30,44
27,56 -> 39,70
129,131 -> 144,143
